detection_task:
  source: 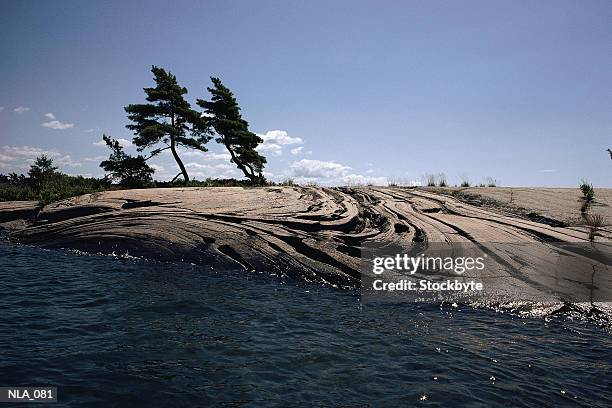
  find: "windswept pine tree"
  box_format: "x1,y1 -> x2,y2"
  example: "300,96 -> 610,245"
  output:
125,66 -> 211,183
99,135 -> 154,187
197,77 -> 266,185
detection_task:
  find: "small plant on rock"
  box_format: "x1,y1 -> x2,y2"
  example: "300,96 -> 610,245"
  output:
580,180 -> 595,201
437,173 -> 447,187
584,214 -> 605,243
579,180 -> 595,214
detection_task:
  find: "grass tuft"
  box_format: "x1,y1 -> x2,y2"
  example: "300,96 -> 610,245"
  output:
437,173 -> 447,187
584,213 -> 605,242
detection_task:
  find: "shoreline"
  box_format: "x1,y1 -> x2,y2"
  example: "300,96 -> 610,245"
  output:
1,186 -> 610,288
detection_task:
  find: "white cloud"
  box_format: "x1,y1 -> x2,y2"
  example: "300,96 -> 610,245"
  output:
180,150 -> 231,161
540,169 -> 556,173
13,106 -> 30,114
290,159 -> 351,179
185,162 -> 234,171
55,155 -> 81,167
2,145 -> 59,158
257,142 -> 283,156
341,174 -> 388,186
148,162 -> 242,182
149,150 -> 237,180
290,146 -> 303,155
204,151 -> 232,160
44,112 -> 56,119
93,138 -> 131,147
42,120 -> 74,130
0,107 -> 4,112
83,155 -> 107,162
260,130 -> 303,145
256,130 -> 303,156
150,164 -> 165,172
0,154 -> 16,162
288,158 -> 387,186
0,145 -> 81,172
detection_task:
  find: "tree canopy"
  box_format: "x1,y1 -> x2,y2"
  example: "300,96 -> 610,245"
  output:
125,66 -> 211,183
28,154 -> 58,189
99,135 -> 154,187
197,77 -> 266,185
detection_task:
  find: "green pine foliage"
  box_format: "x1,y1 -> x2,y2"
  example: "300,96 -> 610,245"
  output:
197,77 -> 267,185
99,135 -> 155,187
28,155 -> 58,190
580,180 -> 595,202
125,66 -> 211,183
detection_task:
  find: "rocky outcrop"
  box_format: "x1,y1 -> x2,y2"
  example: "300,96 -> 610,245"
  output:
3,187 -> 609,289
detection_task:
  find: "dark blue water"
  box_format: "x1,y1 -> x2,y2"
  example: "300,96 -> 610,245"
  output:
1,243 -> 611,407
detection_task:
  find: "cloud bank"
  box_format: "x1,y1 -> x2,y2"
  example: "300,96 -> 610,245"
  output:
256,130 -> 303,156
288,159 -> 387,186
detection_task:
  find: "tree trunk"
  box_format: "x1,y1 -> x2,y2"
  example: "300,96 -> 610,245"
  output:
170,137 -> 189,183
169,111 -> 189,183
224,143 -> 258,184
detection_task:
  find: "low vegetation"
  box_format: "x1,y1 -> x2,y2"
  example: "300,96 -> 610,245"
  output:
0,154 -> 270,205
580,180 -> 595,201
99,135 -> 155,188
437,173 -> 447,187
421,173 -> 498,188
577,180 -> 605,242
579,180 -> 595,214
274,179 -> 295,187
424,174 -> 436,187
584,213 -> 605,243
0,156 -> 109,205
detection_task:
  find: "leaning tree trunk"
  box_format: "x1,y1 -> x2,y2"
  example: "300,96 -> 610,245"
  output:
169,112 -> 189,183
224,144 -> 259,185
170,137 -> 189,183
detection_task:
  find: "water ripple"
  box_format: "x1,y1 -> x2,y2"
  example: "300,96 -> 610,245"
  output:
0,243 -> 611,407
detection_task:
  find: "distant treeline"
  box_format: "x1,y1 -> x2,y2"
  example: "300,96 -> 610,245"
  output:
0,155 -> 265,206
0,156 -> 109,204
0,65 -> 278,205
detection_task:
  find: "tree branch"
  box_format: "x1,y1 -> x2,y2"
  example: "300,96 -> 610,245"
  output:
171,172 -> 183,183
144,146 -> 171,161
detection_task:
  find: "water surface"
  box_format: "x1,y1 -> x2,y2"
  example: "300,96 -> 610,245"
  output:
0,244 -> 611,407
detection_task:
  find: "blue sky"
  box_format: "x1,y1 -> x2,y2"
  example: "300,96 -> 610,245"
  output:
1,0 -> 610,186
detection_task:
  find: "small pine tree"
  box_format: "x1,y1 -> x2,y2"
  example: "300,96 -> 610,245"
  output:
197,77 -> 266,185
99,135 -> 154,187
125,66 -> 211,183
28,155 -> 58,190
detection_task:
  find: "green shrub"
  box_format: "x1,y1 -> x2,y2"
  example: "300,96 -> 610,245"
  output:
0,184 -> 37,201
0,173 -> 110,205
424,174 -> 436,187
584,213 -> 605,242
438,173 -> 447,187
580,180 -> 594,202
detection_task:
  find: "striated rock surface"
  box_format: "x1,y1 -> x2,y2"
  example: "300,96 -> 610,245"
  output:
3,187 -> 611,288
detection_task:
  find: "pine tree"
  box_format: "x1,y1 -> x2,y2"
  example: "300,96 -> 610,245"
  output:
197,77 -> 266,185
125,66 -> 211,183
28,155 -> 58,190
99,135 -> 154,187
